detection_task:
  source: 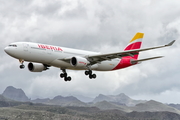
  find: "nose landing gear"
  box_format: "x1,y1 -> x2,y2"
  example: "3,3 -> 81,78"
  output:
19,59 -> 25,69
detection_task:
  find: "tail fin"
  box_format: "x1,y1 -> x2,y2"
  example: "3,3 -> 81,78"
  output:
124,32 -> 144,59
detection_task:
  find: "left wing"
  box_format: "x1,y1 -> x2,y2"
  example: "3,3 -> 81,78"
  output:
87,40 -> 175,64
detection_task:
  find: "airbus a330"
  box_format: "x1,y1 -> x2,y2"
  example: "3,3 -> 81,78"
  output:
4,33 -> 175,81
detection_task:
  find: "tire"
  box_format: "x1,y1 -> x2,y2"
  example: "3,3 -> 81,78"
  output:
67,76 -> 71,81
89,75 -> 93,79
89,70 -> 92,75
64,77 -> 68,81
64,73 -> 67,77
60,73 -> 64,78
85,71 -> 89,75
92,74 -> 96,79
20,65 -> 25,69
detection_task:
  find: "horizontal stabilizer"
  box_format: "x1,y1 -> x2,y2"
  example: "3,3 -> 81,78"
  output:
131,56 -> 164,64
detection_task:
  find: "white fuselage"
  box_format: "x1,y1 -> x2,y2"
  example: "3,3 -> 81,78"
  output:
4,33 -> 173,81
4,42 -> 121,71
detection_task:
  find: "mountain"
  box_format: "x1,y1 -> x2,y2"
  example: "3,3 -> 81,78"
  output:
1,104 -> 180,120
93,93 -> 146,106
31,98 -> 50,104
132,100 -> 180,114
0,94 -> 12,102
169,104 -> 180,110
2,86 -> 180,116
0,94 -> 27,107
74,95 -> 94,103
2,86 -> 29,102
126,111 -> 180,120
92,98 -> 180,114
46,95 -> 88,107
93,100 -> 132,112
32,96 -> 87,107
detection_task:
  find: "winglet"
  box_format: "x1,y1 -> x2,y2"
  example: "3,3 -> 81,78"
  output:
165,40 -> 176,46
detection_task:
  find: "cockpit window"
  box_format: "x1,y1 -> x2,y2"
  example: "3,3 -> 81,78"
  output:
9,44 -> 17,47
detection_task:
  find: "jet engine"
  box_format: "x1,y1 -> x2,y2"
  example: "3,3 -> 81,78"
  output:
70,56 -> 90,67
28,62 -> 48,72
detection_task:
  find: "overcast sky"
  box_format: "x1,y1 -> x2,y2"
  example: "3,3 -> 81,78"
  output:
1,0 -> 180,103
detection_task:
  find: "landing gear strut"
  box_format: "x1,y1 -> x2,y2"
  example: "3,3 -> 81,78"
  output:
60,69 -> 71,81
85,70 -> 96,79
19,59 -> 25,69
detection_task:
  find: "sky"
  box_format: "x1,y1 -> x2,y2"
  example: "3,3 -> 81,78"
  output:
1,0 -> 180,103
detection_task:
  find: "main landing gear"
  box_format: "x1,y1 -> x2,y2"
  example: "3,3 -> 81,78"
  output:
85,70 -> 96,79
19,59 -> 25,69
60,69 -> 96,81
60,69 -> 71,81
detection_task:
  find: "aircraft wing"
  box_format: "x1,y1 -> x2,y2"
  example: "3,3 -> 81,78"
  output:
87,40 -> 175,64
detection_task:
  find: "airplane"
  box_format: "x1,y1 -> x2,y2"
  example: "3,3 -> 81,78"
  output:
4,32 -> 175,81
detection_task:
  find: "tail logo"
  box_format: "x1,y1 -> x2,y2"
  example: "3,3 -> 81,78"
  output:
124,32 -> 144,59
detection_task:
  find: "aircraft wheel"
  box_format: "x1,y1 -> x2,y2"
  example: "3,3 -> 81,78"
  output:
64,77 -> 68,81
60,73 -> 64,78
67,76 -> 71,81
60,73 -> 67,78
92,74 -> 96,79
64,76 -> 71,81
89,75 -> 93,79
85,71 -> 89,75
20,65 -> 25,69
89,70 -> 92,75
64,73 -> 67,77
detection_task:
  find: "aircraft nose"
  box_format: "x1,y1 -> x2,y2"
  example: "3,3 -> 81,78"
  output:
4,47 -> 10,54
4,47 -> 8,53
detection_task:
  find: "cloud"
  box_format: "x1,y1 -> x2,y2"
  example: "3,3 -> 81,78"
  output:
0,0 -> 180,103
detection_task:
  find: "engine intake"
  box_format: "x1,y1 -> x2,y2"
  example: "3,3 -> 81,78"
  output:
28,63 -> 48,72
70,56 -> 90,67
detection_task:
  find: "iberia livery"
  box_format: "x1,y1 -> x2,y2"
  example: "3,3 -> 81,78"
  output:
4,33 -> 175,81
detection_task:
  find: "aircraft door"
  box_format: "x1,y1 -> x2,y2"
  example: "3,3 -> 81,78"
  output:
23,43 -> 29,52
46,49 -> 52,55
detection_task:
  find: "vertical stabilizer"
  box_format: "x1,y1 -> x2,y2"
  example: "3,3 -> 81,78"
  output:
124,32 -> 144,59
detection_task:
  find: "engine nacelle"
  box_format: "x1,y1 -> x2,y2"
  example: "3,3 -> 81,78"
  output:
28,63 -> 47,72
70,56 -> 90,67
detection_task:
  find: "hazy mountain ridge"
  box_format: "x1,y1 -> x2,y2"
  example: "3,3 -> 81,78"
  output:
31,98 -> 51,103
46,95 -> 88,107
131,100 -> 180,114
169,104 -> 180,110
2,86 -> 180,115
92,100 -> 132,112
2,86 -> 30,102
0,94 -> 24,107
93,93 -> 146,106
